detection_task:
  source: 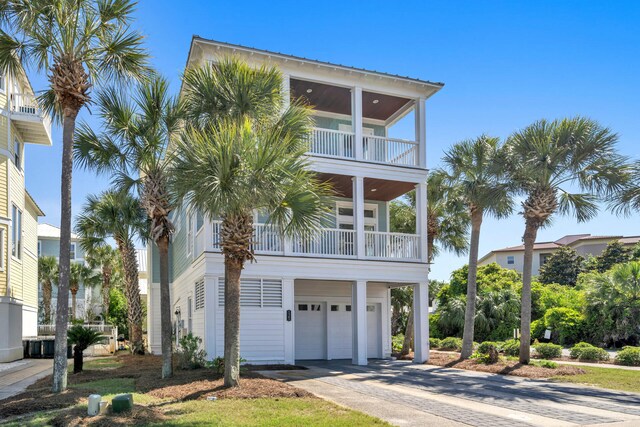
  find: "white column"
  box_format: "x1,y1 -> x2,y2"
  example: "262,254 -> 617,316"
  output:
414,97 -> 427,168
281,74 -> 290,111
353,86 -> 363,160
413,281 -> 430,363
282,278 -> 295,364
353,176 -> 365,259
415,182 -> 428,263
352,280 -> 367,365
204,275 -> 218,358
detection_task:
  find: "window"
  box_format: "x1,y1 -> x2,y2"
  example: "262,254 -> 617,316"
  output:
507,255 -> 515,265
196,210 -> 204,232
195,281 -> 205,310
0,74 -> 4,92
14,139 -> 21,170
367,305 -> 375,312
331,305 -> 339,311
70,243 -> 76,260
187,297 -> 193,334
0,229 -> 5,270
218,278 -> 283,308
298,304 -> 308,311
336,202 -> 377,231
187,211 -> 193,257
345,305 -> 351,312
540,253 -> 552,265
37,240 -> 42,257
310,304 -> 322,311
11,205 -> 22,259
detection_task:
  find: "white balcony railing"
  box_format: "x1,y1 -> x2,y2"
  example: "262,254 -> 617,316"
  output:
11,93 -> 43,117
308,128 -> 355,159
365,231 -> 421,260
38,323 -> 116,336
211,221 -> 420,261
291,228 -> 356,257
363,136 -> 419,166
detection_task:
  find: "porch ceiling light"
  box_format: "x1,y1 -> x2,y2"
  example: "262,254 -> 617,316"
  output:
306,88 -> 313,93
370,188 -> 377,192
372,99 -> 379,104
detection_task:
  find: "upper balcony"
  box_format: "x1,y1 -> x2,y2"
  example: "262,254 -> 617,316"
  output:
10,93 -> 53,146
288,78 -> 426,168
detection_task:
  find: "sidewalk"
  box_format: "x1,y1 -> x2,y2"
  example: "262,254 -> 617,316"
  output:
0,359 -> 52,401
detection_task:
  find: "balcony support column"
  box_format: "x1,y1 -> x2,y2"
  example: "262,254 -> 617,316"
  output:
413,281 -> 430,363
352,280 -> 368,365
415,182 -> 428,263
353,176 -> 365,259
353,87 -> 363,160
415,97 -> 427,168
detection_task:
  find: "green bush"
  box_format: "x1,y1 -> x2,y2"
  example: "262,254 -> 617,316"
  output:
615,346 -> 640,366
569,342 -> 598,359
543,307 -> 585,345
530,319 -> 546,340
533,343 -> 562,359
536,360 -> 558,369
176,333 -> 207,370
477,341 -> 499,355
576,346 -> 609,362
429,337 -> 442,349
500,339 -> 520,357
392,334 -> 404,353
439,337 -> 462,351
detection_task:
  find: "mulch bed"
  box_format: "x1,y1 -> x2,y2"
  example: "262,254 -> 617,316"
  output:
0,353 -> 310,422
394,350 -> 585,379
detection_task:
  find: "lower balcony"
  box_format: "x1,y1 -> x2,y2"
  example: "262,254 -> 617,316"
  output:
209,221 -> 422,262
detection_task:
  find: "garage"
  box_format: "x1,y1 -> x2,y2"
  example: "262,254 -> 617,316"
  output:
295,302 -> 327,360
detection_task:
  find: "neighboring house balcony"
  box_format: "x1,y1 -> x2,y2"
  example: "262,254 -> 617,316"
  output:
9,92 -> 53,145
190,173 -> 427,263
285,78 -> 426,169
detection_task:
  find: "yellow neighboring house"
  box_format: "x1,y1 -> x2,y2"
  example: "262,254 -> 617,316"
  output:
0,68 -> 51,362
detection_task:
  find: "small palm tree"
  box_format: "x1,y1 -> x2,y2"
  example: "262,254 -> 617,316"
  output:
84,245 -> 121,319
173,58 -> 331,387
76,192 -> 148,354
75,76 -> 184,378
69,262 -> 95,320
443,136 -> 513,359
38,256 -> 59,324
67,325 -> 103,373
0,0 -> 149,392
505,117 -> 627,363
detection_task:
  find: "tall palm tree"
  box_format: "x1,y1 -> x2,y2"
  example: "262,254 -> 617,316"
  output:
69,262 -> 98,320
610,160 -> 640,216
75,76 -> 183,378
443,136 -> 513,359
505,117 -> 626,363
84,244 -> 120,319
76,191 -> 148,354
38,256 -> 59,324
173,57 -> 331,387
395,171 -> 469,355
0,0 -> 149,392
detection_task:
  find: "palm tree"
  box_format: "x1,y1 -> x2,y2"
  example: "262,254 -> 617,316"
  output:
443,136 -> 513,359
173,57 -> 331,387
67,325 -> 103,373
505,117 -> 627,363
69,262 -> 98,320
76,192 -> 148,354
394,171 -> 469,355
0,0 -> 149,392
84,245 -> 120,319
38,256 -> 59,324
75,77 -> 183,378
610,160 -> 640,216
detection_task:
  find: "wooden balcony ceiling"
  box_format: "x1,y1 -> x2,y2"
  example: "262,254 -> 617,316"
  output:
291,79 -> 412,121
318,173 -> 415,201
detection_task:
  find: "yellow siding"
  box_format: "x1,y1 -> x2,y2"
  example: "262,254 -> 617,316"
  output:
0,157 -> 7,220
0,115 -> 8,152
0,224 -> 7,296
22,199 -> 39,309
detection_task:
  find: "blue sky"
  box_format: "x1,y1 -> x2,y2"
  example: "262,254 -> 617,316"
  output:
24,1 -> 639,281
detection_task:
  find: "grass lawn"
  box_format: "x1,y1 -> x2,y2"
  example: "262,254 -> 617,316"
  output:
0,355 -> 388,426
552,365 -> 640,393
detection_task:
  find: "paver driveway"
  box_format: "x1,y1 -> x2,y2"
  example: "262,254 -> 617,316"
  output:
261,360 -> 640,427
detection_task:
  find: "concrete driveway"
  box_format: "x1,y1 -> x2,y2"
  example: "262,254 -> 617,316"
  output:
260,360 -> 640,427
0,359 -> 52,401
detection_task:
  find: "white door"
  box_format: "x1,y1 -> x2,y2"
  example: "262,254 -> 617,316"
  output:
367,303 -> 382,358
295,302 -> 326,360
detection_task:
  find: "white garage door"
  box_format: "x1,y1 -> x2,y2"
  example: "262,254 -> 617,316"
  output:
367,303 -> 382,358
295,302 -> 326,360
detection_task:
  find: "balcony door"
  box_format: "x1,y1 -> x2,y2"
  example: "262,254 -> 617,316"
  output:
338,124 -> 374,158
336,202 -> 377,256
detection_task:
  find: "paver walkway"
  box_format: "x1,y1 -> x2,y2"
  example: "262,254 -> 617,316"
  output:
261,360 -> 640,427
0,359 -> 52,401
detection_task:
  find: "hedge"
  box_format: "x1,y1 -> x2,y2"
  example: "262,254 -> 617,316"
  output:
615,347 -> 640,366
533,343 -> 562,359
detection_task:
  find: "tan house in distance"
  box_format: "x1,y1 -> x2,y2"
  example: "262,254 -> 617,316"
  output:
479,234 -> 640,276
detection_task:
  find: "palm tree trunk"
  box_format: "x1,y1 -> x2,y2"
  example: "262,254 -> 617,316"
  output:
101,266 -> 111,320
119,240 -> 144,354
71,290 -> 77,320
53,109 -> 78,393
519,217 -> 539,364
73,346 -> 83,374
461,208 -> 483,359
43,281 -> 52,324
224,257 -> 242,387
158,235 -> 173,378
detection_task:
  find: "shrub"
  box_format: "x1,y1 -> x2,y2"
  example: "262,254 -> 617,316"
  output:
439,337 -> 462,351
500,339 -> 520,357
530,319 -> 546,341
576,346 -> 609,362
392,334 -> 404,353
533,343 -> 562,359
569,342 -> 598,359
615,346 -> 640,366
476,341 -> 500,364
536,360 -> 558,369
429,337 -> 442,349
477,341 -> 499,355
176,333 -> 207,370
209,356 -> 225,374
543,307 -> 585,345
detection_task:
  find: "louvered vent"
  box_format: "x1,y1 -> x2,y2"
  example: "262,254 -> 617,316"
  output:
218,278 -> 282,308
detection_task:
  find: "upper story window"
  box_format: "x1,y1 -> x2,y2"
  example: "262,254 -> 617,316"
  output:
187,210 -> 194,257
70,242 -> 76,260
507,255 -> 515,265
336,202 -> 377,231
540,253 -> 552,265
14,139 -> 22,170
0,74 -> 5,92
12,204 -> 22,259
38,240 -> 42,257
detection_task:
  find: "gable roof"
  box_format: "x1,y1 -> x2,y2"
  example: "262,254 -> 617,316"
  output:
37,223 -> 78,240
